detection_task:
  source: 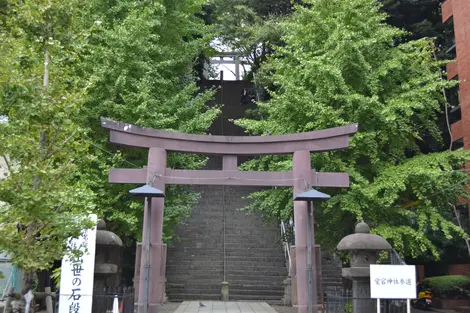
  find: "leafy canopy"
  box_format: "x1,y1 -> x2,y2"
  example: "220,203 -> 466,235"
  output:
235,0 -> 470,259
0,0 -> 95,272
76,0 -> 220,244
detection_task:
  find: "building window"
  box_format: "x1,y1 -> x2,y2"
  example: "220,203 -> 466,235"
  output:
452,138 -> 464,151
442,17 -> 456,59
448,77 -> 461,124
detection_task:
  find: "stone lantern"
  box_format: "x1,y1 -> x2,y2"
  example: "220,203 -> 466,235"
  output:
337,222 -> 391,313
94,220 -> 123,290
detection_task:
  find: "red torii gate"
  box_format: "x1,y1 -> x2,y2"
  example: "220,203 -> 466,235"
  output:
102,118 -> 358,313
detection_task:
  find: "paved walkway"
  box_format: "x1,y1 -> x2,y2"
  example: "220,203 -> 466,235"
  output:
174,301 -> 279,313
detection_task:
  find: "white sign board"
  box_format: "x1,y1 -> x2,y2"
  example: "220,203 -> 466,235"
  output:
370,265 -> 416,299
59,215 -> 97,313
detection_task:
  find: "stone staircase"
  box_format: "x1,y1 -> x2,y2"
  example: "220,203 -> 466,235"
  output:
166,185 -> 287,302
320,250 -> 344,293
165,80 -> 343,302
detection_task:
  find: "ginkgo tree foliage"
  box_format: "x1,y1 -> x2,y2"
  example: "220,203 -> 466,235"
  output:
0,0 -> 220,293
75,0 -> 220,244
0,0 -> 96,290
235,0 -> 470,259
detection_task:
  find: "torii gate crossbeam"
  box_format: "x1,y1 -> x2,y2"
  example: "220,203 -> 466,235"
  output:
101,118 -> 358,313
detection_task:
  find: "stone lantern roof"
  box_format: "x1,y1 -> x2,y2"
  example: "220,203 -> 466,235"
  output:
96,220 -> 123,247
337,222 -> 391,251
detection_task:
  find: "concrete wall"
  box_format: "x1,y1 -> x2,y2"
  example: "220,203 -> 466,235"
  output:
448,264 -> 470,277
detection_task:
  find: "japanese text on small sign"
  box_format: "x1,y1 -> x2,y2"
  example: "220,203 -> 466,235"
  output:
374,278 -> 412,286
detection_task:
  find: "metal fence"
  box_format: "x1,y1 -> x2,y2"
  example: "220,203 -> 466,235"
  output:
91,287 -> 135,313
324,287 -> 407,313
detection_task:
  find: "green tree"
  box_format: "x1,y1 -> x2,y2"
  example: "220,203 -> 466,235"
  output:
235,0 -> 470,259
207,0 -> 296,85
0,0 -> 95,294
77,0 -> 220,245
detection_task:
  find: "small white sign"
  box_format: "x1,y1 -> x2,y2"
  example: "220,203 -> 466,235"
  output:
58,215 -> 97,313
370,265 -> 416,299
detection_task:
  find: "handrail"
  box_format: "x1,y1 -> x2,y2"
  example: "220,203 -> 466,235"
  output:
1,269 -> 13,300
390,249 -> 406,265
281,221 -> 292,277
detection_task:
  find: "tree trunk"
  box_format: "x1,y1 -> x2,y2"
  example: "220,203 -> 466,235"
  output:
451,204 -> 470,258
19,45 -> 50,313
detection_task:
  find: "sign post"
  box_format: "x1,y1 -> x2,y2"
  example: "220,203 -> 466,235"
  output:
58,215 -> 97,313
370,265 -> 416,313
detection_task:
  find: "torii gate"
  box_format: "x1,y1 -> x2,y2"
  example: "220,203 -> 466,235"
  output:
102,118 -> 358,313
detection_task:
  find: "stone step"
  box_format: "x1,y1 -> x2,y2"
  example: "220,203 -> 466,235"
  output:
167,284 -> 220,290
168,245 -> 283,251
172,231 -> 280,238
229,289 -> 284,296
168,294 -> 284,302
184,219 -> 276,224
166,287 -> 284,297
169,239 -> 282,244
167,278 -> 285,286
227,276 -> 286,283
167,275 -> 224,282
228,294 -> 282,301
227,270 -> 286,276
167,294 -> 221,301
167,283 -> 284,291
323,280 -> 343,284
167,271 -> 286,278
170,247 -> 282,251
166,265 -> 287,272
167,250 -> 284,257
230,284 -> 285,290
167,275 -> 286,284
166,269 -> 224,275
166,259 -> 287,265
166,256 -> 286,263
230,266 -> 287,272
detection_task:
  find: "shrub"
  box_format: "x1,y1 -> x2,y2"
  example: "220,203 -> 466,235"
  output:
424,275 -> 470,299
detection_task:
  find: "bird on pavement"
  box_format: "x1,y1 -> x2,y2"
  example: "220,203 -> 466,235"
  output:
199,302 -> 206,308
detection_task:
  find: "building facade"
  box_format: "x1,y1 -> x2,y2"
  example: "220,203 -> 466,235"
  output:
444,0 -> 470,149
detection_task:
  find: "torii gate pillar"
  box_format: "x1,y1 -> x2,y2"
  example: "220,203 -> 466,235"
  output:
137,147 -> 167,313
293,151 -> 316,313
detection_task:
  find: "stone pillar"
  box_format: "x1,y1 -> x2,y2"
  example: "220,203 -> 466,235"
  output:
221,281 -> 229,301
138,148 -> 167,313
292,150 -> 317,313
290,246 -> 298,306
417,265 -> 425,282
134,243 -> 142,303
337,222 -> 391,313
282,277 -> 292,305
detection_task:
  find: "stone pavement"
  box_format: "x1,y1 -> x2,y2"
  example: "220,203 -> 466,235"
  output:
174,301 -> 279,313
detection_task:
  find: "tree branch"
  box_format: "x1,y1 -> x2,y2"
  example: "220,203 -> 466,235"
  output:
45,123 -> 62,158
2,155 -> 12,173
450,203 -> 470,258
44,130 -> 78,159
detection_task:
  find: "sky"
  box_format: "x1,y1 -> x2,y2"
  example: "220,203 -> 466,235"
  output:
207,38 -> 252,81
